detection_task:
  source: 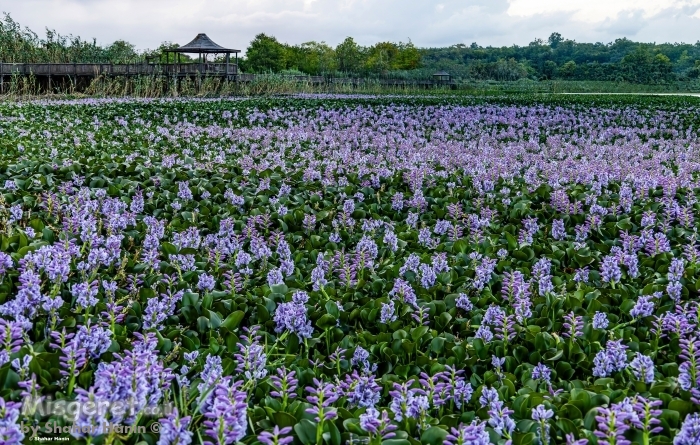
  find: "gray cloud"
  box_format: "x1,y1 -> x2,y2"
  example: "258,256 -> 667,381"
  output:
2,0 -> 699,54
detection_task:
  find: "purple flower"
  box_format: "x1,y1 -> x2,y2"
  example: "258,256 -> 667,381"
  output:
562,312 -> 583,339
234,326 -> 267,381
552,219 -> 566,240
473,257 -> 496,291
202,378 -> 248,445
574,267 -> 589,284
532,404 -> 554,445
257,426 -> 293,445
72,280 -> 99,309
629,353 -> 655,383
391,193 -> 404,211
677,413 -> 700,445
593,340 -> 628,377
592,312 -> 609,329
488,400 -> 515,439
595,406 -> 631,445
157,408 -> 193,445
198,273 -> 216,292
645,232 -> 671,256
475,325 -> 493,343
0,252 -> 13,276
444,421 -> 490,445
305,378 -> 340,422
267,268 -> 284,286
270,367 -> 298,405
456,293 -> 473,312
0,397 -> 25,444
419,263 -> 437,289
388,278 -> 417,307
343,370 -> 381,408
600,255 -> 622,284
351,346 -> 375,373
177,181 -> 193,200
8,205 -> 22,224
630,295 -> 655,318
273,299 -> 312,340
383,230 -> 398,252
379,300 -> 397,323
667,281 -> 683,302
532,363 -> 551,384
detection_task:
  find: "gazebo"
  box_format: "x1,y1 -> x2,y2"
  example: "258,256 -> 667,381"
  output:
432,70 -> 451,85
163,33 -> 240,79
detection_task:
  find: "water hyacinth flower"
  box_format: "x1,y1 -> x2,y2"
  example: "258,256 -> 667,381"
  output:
592,312 -> 609,330
273,297 -> 313,340
379,300 -> 397,323
202,377 -> 248,445
257,426 -> 293,445
343,370 -> 381,408
197,273 -> 216,292
600,255 -> 622,285
532,363 -> 552,384
594,406 -> 631,445
593,340 -> 629,377
551,219 -> 566,240
444,421 -> 490,445
270,367 -> 298,407
234,326 -> 268,382
456,293 -> 473,312
157,408 -> 193,445
488,400 -> 516,440
359,408 -> 397,441
0,397 -> 25,445
532,404 -> 554,445
675,412 -> 700,445
562,312 -> 583,339
630,295 -> 655,319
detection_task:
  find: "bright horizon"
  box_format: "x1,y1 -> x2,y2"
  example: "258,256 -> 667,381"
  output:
2,0 -> 700,54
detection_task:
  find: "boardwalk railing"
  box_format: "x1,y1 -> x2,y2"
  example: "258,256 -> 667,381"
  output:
0,63 -> 238,77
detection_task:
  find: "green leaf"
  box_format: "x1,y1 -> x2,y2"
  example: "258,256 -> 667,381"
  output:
221,311 -> 245,330
294,419 -> 317,445
316,314 -> 338,330
420,426 -> 447,445
273,412 -> 298,428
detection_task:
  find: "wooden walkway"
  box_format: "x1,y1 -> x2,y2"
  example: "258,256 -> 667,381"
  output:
0,62 -> 456,91
0,62 -> 238,78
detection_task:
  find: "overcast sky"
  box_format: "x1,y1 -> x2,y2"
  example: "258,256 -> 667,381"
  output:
3,0 -> 700,53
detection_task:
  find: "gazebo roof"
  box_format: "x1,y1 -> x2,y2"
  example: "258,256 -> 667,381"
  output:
433,70 -> 450,76
167,33 -> 240,54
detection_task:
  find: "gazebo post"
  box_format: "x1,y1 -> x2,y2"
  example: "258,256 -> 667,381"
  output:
225,53 -> 230,82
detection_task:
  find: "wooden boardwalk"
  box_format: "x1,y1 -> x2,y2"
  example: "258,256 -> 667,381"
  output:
0,62 -> 238,78
0,62 -> 456,92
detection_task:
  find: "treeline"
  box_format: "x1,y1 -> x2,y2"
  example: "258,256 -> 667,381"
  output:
0,13 -> 186,64
423,33 -> 700,83
2,12 -> 700,84
241,34 -> 421,76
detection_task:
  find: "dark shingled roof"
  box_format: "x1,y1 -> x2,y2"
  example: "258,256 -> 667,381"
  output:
168,33 -> 240,54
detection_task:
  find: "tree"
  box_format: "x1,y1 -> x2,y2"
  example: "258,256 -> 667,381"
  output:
559,60 -> 577,78
364,42 -> 399,73
294,41 -> 337,75
394,41 -> 421,70
336,37 -> 363,73
106,40 -> 137,63
548,33 -> 563,49
245,33 -> 285,73
542,60 -> 557,79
